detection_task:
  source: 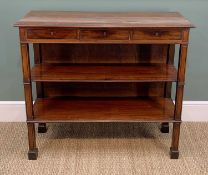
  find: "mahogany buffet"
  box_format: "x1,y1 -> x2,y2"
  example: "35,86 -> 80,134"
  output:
15,11 -> 194,160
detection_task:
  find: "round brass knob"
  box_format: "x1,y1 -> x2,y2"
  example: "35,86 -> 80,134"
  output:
155,32 -> 160,37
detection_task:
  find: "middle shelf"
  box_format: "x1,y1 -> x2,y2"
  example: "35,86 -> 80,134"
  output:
31,63 -> 177,82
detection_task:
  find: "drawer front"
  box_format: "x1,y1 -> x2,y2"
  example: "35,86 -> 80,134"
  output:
27,29 -> 77,39
80,29 -> 130,40
132,30 -> 182,40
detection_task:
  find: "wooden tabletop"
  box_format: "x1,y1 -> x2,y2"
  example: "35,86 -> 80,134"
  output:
14,11 -> 194,28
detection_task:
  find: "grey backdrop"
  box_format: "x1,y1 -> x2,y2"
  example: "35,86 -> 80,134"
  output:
0,0 -> 207,101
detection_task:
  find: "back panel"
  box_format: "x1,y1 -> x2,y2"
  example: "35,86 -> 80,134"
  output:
33,44 -> 174,98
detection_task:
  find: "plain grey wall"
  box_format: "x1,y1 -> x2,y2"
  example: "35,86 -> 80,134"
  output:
0,0 -> 207,101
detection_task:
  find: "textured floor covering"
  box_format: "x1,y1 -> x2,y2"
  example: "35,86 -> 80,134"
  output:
0,122 -> 208,175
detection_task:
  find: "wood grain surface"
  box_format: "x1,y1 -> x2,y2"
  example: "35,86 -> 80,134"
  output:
31,63 -> 177,82
14,11 -> 194,28
32,97 -> 174,122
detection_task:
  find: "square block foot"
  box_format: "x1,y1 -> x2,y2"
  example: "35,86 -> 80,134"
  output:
38,123 -> 47,133
28,148 -> 38,160
170,147 -> 179,159
160,123 -> 169,133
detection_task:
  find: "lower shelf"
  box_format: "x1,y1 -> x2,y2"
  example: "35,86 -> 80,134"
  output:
31,97 -> 175,122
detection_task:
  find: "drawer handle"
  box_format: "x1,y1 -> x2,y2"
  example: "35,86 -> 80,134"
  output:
154,32 -> 160,37
50,32 -> 54,36
103,31 -> 107,37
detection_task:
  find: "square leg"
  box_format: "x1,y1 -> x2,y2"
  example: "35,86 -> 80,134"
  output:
27,123 -> 38,160
170,122 -> 181,159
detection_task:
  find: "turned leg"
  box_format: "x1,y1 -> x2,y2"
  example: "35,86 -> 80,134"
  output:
160,122 -> 169,133
38,123 -> 47,133
27,123 -> 38,160
170,122 -> 181,159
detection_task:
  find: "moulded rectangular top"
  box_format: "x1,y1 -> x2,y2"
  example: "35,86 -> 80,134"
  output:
14,11 -> 195,28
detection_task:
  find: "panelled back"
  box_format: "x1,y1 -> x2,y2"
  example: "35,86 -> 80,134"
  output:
34,44 -> 172,98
